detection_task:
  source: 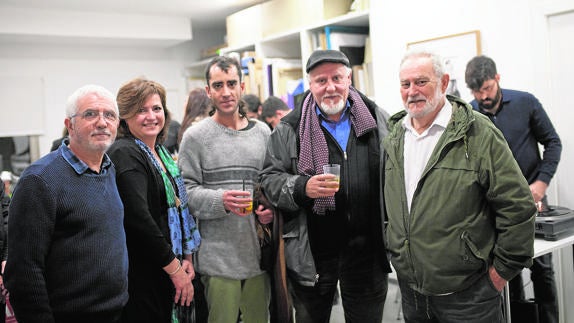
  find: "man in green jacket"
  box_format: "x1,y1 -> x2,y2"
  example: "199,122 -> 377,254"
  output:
384,49 -> 536,322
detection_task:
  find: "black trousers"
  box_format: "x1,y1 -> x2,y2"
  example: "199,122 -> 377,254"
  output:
509,253 -> 558,323
289,252 -> 388,323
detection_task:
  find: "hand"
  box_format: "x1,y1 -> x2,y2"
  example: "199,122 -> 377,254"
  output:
488,266 -> 507,292
223,190 -> 252,216
305,174 -> 339,199
530,180 -> 548,204
181,258 -> 196,281
255,204 -> 273,224
170,265 -> 194,306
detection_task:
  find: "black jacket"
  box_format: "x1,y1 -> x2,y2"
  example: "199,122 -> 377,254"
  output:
259,89 -> 392,286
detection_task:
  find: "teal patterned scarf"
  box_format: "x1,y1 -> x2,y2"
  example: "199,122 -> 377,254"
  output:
135,138 -> 201,257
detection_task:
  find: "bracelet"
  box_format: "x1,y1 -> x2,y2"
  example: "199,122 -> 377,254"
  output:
167,263 -> 182,276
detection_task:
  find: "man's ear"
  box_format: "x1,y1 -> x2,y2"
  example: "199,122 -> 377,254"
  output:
441,74 -> 450,93
64,118 -> 73,132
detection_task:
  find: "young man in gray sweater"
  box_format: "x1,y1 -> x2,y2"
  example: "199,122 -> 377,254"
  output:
178,56 -> 273,323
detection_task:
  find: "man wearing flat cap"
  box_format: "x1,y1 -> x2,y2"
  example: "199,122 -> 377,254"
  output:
259,49 -> 391,322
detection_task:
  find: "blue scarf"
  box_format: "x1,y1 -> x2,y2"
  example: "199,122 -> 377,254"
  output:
135,138 -> 201,257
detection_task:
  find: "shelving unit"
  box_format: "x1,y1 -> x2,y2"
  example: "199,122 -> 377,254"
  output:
185,4 -> 373,102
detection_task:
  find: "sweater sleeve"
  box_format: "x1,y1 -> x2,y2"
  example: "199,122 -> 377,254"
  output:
178,128 -> 228,220
5,174 -> 56,323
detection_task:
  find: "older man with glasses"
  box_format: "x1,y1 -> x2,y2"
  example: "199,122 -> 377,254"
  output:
5,84 -> 128,323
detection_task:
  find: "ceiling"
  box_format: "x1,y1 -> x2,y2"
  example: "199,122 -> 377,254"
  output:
0,0 -> 267,48
0,0 -> 265,28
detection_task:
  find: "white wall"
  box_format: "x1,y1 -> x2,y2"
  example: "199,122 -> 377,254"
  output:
371,0 -> 539,114
371,0 -> 573,206
0,22 -> 227,157
0,44 -> 189,156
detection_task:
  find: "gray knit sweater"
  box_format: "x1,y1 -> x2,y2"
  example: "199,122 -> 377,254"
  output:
178,117 -> 270,280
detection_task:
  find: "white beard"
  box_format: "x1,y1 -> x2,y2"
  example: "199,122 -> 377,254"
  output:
406,85 -> 443,119
320,97 -> 345,116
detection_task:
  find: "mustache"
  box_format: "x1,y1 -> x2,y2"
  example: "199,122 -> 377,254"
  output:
407,95 -> 426,104
321,93 -> 344,100
92,130 -> 112,136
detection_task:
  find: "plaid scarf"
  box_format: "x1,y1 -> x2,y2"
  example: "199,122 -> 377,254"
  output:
297,87 -> 377,215
135,138 -> 201,257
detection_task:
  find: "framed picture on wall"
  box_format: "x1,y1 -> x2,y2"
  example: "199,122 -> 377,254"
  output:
407,30 -> 481,103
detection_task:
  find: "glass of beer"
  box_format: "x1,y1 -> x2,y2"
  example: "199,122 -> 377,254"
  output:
322,164 -> 341,190
242,180 -> 254,213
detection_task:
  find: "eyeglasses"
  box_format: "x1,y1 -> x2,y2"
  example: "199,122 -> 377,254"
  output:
400,78 -> 436,90
71,109 -> 118,122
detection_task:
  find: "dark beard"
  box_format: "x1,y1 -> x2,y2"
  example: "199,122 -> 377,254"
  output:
478,86 -> 501,111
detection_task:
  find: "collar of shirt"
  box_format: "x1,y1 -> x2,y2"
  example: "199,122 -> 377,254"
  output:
316,100 -> 351,151
402,99 -> 453,138
61,138 -> 112,175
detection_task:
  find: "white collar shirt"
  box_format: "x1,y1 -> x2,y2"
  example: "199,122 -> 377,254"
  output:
402,99 -> 452,213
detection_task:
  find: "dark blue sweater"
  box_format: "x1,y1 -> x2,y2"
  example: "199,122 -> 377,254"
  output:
5,145 -> 128,323
471,88 -> 562,185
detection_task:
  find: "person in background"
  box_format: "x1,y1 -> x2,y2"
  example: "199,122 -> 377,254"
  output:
178,56 -> 273,323
0,137 -> 15,173
107,77 -> 200,323
0,171 -> 11,198
243,93 -> 262,120
466,55 -> 562,323
50,127 -> 69,152
384,50 -> 536,323
260,96 -> 291,129
164,119 -> 181,155
176,86 -> 212,323
5,84 -> 128,323
0,180 -> 9,323
259,49 -> 391,322
177,88 -> 211,146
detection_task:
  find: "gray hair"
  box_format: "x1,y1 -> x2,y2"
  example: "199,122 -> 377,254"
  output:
400,49 -> 446,79
65,84 -> 118,118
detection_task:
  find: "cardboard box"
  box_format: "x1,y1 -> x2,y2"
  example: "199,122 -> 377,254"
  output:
226,4 -> 262,48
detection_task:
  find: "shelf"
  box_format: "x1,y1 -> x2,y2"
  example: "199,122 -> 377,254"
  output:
306,10 -> 369,32
187,7 -> 374,99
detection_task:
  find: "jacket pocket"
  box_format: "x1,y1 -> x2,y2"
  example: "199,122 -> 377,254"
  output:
283,214 -> 317,286
461,231 -> 488,271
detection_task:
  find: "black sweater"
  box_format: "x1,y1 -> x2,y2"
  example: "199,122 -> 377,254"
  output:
5,147 -> 128,323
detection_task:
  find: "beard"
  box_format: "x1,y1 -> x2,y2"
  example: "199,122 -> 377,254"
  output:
319,94 -> 346,116
76,130 -> 115,153
406,85 -> 443,119
478,85 -> 502,111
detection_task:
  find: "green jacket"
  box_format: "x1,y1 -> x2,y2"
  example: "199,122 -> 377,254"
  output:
383,95 -> 536,295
